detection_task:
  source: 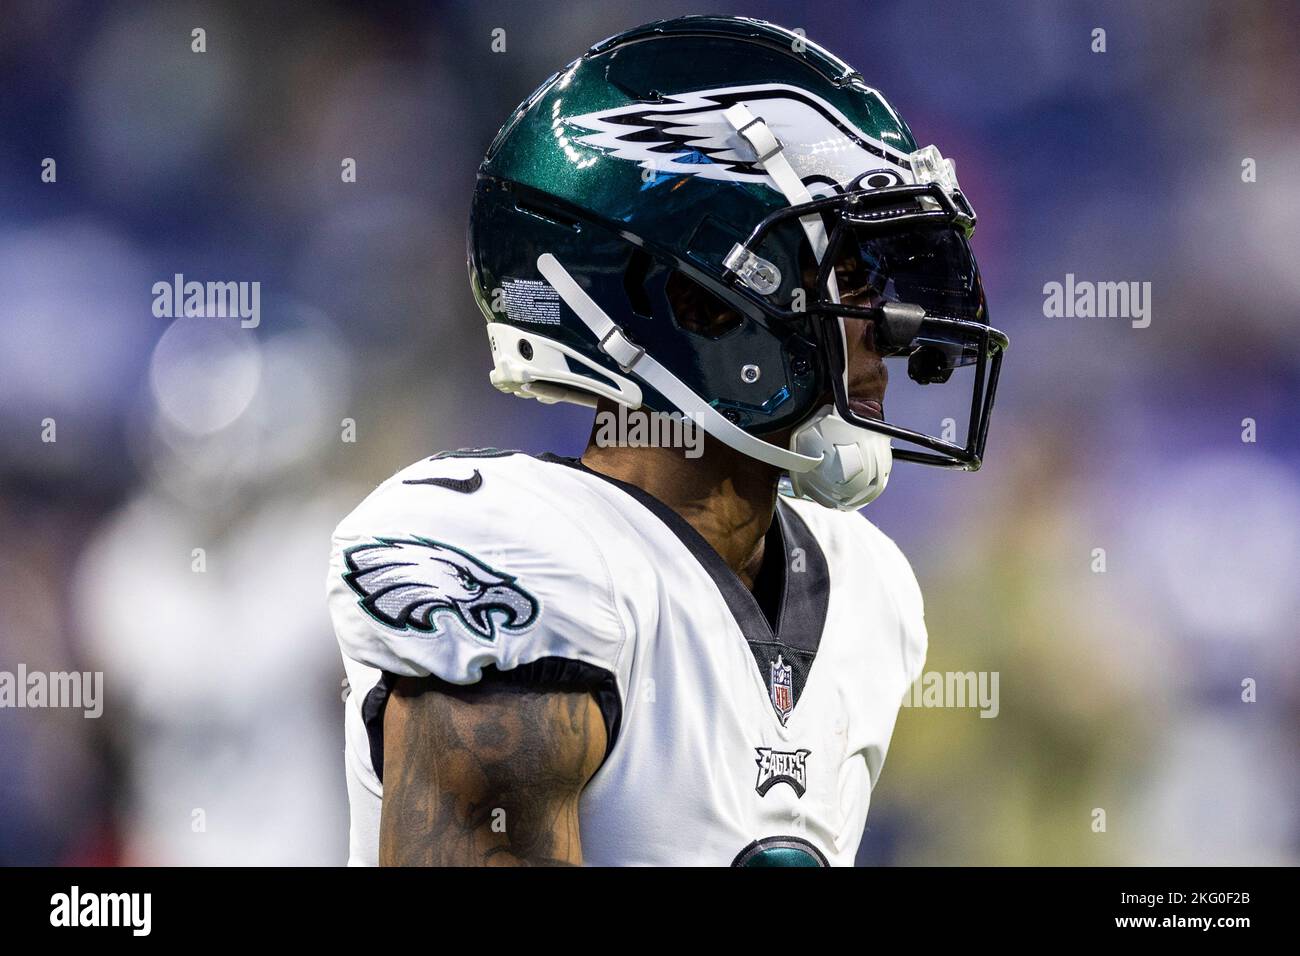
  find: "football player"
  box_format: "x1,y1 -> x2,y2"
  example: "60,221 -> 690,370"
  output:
328,15 -> 1008,866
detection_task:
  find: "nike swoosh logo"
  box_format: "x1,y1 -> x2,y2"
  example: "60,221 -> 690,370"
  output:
402,470 -> 483,494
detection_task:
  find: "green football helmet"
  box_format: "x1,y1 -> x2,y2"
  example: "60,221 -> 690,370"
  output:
468,15 -> 1008,509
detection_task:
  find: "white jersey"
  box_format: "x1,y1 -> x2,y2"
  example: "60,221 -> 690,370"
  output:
327,450 -> 927,866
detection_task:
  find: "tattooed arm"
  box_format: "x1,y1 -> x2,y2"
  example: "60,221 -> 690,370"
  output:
378,674 -> 607,866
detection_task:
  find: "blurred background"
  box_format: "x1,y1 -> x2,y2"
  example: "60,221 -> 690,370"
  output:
1,0 -> 1296,865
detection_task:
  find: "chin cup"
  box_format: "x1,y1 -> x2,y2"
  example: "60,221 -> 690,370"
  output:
787,405 -> 893,510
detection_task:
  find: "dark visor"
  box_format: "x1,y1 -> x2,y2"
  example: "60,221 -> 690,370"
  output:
723,182 -> 1009,470
824,221 -> 993,369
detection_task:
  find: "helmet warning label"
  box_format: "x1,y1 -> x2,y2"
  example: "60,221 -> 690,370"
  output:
501,278 -> 561,325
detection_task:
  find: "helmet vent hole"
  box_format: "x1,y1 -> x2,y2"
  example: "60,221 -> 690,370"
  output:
666,271 -> 744,340
623,249 -> 655,318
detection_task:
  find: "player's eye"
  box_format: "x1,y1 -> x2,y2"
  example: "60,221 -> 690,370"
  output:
832,254 -> 884,304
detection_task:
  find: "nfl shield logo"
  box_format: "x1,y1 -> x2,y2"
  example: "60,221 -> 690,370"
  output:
770,654 -> 794,723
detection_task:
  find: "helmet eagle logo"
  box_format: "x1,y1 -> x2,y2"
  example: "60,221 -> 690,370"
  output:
568,83 -> 912,193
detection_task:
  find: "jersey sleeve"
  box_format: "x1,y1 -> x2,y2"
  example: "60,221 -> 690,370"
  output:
326,457 -> 631,696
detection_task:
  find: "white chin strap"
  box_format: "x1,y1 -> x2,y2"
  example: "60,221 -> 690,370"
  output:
531,102 -> 893,510
537,254 -> 819,474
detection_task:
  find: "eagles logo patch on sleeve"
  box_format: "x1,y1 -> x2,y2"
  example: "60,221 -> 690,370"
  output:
342,536 -> 539,641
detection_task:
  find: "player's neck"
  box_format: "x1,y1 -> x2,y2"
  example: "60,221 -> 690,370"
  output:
580,406 -> 781,587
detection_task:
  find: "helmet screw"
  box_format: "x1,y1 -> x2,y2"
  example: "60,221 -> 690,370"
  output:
741,364 -> 761,384
518,339 -> 533,360
791,357 -> 810,376
721,408 -> 742,424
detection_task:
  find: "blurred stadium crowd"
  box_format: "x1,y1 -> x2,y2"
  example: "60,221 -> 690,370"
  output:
0,0 -> 1296,865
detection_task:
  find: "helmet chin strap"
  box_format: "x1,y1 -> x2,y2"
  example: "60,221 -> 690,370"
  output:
536,253 -> 822,474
